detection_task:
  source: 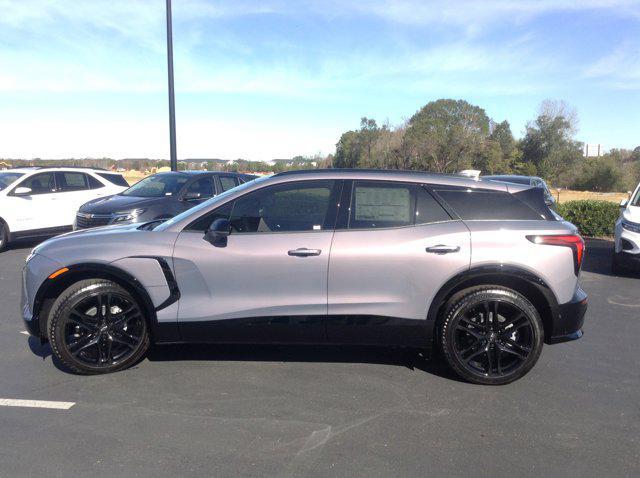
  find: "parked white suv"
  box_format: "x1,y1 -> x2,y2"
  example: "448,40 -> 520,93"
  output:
613,182 -> 640,274
0,167 -> 128,251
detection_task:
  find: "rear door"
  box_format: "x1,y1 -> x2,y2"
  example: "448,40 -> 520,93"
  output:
172,179 -> 342,343
54,172 -> 98,225
327,180 -> 471,346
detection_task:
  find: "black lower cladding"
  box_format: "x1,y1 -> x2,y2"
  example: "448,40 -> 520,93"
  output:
11,225 -> 73,241
175,315 -> 430,347
547,287 -> 588,344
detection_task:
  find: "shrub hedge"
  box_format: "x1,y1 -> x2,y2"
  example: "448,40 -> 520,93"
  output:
556,200 -> 621,237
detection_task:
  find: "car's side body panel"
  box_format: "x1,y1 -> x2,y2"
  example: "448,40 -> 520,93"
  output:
23,170 -> 586,356
173,230 -> 334,322
327,221 -> 471,320
465,220 -> 579,304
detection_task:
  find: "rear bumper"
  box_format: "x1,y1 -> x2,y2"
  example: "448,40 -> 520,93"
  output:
546,287 -> 588,344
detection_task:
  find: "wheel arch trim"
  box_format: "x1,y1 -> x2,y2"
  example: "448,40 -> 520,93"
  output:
33,259 -> 181,342
427,264 -> 560,343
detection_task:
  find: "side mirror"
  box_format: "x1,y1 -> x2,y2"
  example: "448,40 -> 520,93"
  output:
13,187 -> 32,196
620,199 -> 628,209
204,218 -> 231,247
183,192 -> 201,202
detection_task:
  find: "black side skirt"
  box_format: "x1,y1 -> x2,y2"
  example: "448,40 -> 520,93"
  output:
170,315 -> 430,347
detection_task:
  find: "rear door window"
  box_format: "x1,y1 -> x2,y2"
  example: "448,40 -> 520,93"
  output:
219,176 -> 240,192
56,172 -> 89,191
349,181 -> 450,229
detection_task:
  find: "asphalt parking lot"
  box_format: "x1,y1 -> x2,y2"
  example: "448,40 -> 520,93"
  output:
1,239 -> 638,477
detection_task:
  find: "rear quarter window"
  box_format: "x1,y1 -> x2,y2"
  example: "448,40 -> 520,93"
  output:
97,173 -> 129,187
434,188 -> 545,221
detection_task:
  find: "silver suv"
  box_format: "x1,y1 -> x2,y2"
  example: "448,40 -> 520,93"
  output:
22,170 -> 587,384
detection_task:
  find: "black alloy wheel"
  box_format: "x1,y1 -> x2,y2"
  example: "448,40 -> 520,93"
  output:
440,287 -> 544,385
48,280 -> 149,374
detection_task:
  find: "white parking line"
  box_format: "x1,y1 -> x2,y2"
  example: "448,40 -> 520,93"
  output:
0,399 -> 75,410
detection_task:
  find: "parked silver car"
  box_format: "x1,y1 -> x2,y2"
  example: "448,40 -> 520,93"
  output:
22,169 -> 587,384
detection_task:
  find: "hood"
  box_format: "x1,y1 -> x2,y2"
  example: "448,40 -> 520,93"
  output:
79,194 -> 169,214
31,222 -> 178,267
34,223 -> 140,252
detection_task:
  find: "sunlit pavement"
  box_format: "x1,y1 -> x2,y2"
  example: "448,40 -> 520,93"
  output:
0,239 -> 638,477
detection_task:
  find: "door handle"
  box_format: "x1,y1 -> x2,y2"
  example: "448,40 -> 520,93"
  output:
425,245 -> 460,255
288,248 -> 322,257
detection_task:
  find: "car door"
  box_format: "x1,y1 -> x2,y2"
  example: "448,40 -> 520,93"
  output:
5,172 -> 60,232
172,179 -> 342,343
54,172 -> 99,225
326,180 -> 471,346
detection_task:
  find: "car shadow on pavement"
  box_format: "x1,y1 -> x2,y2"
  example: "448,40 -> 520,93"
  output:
583,238 -> 638,278
27,336 -> 77,373
147,343 -> 465,382
28,334 -> 462,381
7,237 -> 45,252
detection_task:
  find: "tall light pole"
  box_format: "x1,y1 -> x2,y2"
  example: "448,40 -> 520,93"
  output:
166,0 -> 178,171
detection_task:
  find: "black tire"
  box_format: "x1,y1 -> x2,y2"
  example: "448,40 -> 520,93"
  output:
0,220 -> 8,252
48,279 -> 149,374
440,286 -> 544,385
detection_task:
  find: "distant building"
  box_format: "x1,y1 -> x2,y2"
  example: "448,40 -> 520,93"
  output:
583,144 -> 604,157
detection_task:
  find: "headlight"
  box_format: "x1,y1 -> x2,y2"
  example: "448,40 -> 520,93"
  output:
622,219 -> 640,234
112,208 -> 146,224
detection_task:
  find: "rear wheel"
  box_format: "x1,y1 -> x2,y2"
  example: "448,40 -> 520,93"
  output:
0,221 -> 8,252
48,280 -> 149,374
440,286 -> 544,385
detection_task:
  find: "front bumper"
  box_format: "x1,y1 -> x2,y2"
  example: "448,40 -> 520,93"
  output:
546,287 -> 588,344
21,253 -> 63,339
21,266 -> 41,337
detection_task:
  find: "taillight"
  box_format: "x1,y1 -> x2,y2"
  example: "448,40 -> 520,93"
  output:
526,234 -> 585,275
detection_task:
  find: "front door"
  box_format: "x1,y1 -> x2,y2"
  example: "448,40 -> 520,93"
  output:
173,179 -> 341,343
6,172 -> 60,233
326,180 -> 471,346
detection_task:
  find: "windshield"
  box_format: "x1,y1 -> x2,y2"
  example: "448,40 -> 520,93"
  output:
631,185 -> 640,207
156,175 -> 269,231
0,172 -> 24,191
122,174 -> 189,198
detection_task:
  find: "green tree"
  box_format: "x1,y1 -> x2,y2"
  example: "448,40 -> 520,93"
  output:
334,130 -> 362,168
521,100 -> 582,184
404,99 -> 491,173
572,157 -> 623,192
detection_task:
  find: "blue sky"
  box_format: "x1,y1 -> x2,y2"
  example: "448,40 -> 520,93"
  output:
1,0 -> 639,160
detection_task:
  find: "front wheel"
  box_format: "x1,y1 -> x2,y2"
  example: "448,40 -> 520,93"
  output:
48,280 -> 149,374
440,287 -> 544,385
